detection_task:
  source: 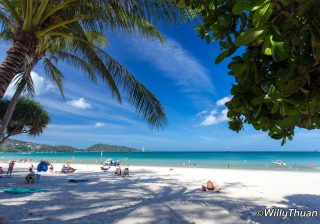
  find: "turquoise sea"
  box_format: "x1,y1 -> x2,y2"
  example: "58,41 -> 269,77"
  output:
0,151 -> 320,171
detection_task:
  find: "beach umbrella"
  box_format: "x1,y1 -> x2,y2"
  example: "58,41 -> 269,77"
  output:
37,162 -> 48,172
65,160 -> 73,164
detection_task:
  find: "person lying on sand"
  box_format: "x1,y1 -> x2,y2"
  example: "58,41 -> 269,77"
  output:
101,165 -> 110,172
201,180 -> 221,192
68,167 -> 76,173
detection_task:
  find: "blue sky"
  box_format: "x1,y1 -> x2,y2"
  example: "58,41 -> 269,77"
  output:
1,22 -> 320,151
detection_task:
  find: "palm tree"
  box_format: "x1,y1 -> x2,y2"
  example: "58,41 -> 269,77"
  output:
0,0 -> 185,132
0,30 -> 168,141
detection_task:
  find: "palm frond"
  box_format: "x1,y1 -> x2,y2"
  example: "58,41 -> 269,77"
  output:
0,9 -> 14,31
43,57 -> 64,97
96,48 -> 167,129
64,22 -> 122,102
49,50 -> 97,82
11,56 -> 35,97
1,0 -> 21,24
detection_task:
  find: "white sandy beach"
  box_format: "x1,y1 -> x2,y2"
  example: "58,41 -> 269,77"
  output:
0,162 -> 319,224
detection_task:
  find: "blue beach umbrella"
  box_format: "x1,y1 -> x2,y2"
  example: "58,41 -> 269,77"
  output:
37,162 -> 49,172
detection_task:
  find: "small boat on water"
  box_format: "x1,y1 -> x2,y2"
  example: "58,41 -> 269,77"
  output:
272,160 -> 286,166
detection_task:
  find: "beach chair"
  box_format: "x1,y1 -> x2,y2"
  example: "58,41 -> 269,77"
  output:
122,168 -> 129,177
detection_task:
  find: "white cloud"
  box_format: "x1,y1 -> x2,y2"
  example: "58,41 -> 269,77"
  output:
94,122 -> 105,127
67,97 -> 91,109
199,97 -> 231,126
4,71 -> 53,97
216,96 -> 232,106
131,36 -> 214,94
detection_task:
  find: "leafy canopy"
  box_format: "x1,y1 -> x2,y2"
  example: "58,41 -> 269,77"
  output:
0,97 -> 50,142
185,0 -> 320,145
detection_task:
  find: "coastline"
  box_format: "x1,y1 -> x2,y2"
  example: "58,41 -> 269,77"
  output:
1,151 -> 319,172
1,162 -> 319,223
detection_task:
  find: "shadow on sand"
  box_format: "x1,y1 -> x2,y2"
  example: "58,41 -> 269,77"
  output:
0,169 -> 319,224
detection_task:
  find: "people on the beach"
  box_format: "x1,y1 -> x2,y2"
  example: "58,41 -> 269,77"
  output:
61,164 -> 76,174
101,166 -> 110,172
0,166 -> 3,174
25,168 -> 36,184
61,165 -> 67,173
201,180 -> 221,192
49,164 -> 54,173
115,166 -> 122,176
6,161 -> 15,176
68,167 -> 76,173
122,168 -> 129,177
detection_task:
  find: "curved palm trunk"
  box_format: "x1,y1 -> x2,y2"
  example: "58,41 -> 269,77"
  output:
0,86 -> 24,143
0,36 -> 34,100
0,56 -> 40,143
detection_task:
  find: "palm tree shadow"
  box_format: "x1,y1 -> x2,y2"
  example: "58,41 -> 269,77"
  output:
0,170 -> 320,224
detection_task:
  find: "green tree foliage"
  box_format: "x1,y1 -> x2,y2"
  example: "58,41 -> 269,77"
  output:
0,98 -> 49,142
184,0 -> 320,145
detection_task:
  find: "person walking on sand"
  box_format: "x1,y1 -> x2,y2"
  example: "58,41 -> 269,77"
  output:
7,161 -> 15,176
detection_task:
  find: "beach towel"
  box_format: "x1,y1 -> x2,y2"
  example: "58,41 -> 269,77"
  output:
68,179 -> 88,183
0,188 -> 47,194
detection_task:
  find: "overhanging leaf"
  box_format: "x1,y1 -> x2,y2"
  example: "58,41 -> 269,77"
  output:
262,35 -> 272,55
232,0 -> 251,15
253,1 -> 273,27
235,28 -> 265,46
215,49 -> 231,64
270,35 -> 289,62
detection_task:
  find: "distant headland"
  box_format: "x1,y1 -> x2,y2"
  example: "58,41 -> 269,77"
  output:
0,139 -> 142,153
